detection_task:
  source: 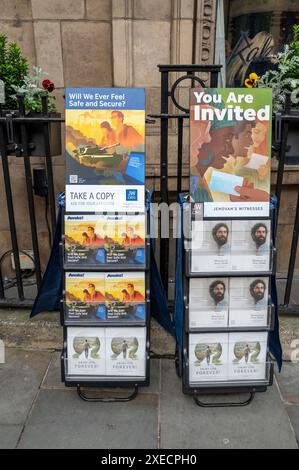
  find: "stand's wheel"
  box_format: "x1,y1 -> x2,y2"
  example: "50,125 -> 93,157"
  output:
193,391 -> 255,408
76,385 -> 139,402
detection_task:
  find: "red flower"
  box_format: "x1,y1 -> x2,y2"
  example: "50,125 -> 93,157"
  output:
42,79 -> 51,89
42,79 -> 55,93
47,82 -> 55,92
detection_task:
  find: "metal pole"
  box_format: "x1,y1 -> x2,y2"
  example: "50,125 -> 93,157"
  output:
284,189 -> 299,305
18,94 -> 42,288
275,93 -> 291,235
210,71 -> 219,87
159,70 -> 170,293
274,123 -> 289,237
177,115 -> 183,194
0,123 -> 24,300
42,95 -> 56,241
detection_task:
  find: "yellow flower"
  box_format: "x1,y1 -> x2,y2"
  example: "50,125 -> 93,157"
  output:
249,72 -> 259,82
245,79 -> 254,88
244,72 -> 259,88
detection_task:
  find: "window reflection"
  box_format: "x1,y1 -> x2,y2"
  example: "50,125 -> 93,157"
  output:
224,0 -> 299,86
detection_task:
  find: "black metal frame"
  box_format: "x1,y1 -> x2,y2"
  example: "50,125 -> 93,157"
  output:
76,385 -> 139,403
193,392 -> 255,408
182,329 -> 274,407
274,93 -> 299,313
60,200 -> 152,400
148,64 -> 222,294
178,198 -> 275,406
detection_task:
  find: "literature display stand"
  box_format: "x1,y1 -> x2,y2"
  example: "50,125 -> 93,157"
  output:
60,88 -> 150,402
180,202 -> 275,407
181,87 -> 276,407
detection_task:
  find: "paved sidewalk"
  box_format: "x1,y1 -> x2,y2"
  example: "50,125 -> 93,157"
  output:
0,348 -> 298,449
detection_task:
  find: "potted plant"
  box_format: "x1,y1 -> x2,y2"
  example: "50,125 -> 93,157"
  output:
12,66 -> 62,156
244,25 -> 299,164
0,34 -> 28,110
0,34 -> 61,156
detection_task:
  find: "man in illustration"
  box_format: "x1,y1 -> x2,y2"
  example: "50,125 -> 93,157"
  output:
249,279 -> 267,308
227,120 -> 270,202
189,103 -> 212,167
99,121 -> 117,148
190,120 -> 235,202
121,289 -> 130,302
127,283 -> 144,302
102,224 -> 115,246
230,178 -> 270,203
122,340 -> 129,359
87,226 -> 104,246
87,283 -> 105,302
207,121 -> 254,202
83,339 -> 91,359
212,223 -> 230,252
251,223 -> 268,251
231,122 -> 254,159
83,289 -> 91,302
249,120 -> 269,156
81,232 -> 90,246
111,110 -> 143,149
206,346 -> 212,365
209,280 -> 227,309
244,344 -> 251,363
121,226 -> 144,247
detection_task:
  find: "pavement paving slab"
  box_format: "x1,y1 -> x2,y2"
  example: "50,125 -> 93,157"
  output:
17,389 -> 159,449
42,352 -> 161,395
0,349 -> 52,425
0,425 -> 23,449
41,352 -> 161,395
1,347 -> 298,449
275,363 -> 299,404
159,360 -> 298,449
285,405 -> 299,444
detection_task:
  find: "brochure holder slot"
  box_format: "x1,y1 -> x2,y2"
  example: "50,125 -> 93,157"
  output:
62,269 -> 151,327
62,208 -> 150,271
185,244 -> 276,278
183,276 -> 275,332
61,331 -> 151,390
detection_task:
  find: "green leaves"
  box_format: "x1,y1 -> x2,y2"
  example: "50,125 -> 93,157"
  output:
258,25 -> 299,112
0,34 -> 29,109
0,34 -> 56,113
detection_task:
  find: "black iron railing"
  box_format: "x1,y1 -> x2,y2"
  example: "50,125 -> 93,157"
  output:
274,92 -> 299,313
0,76 -> 299,314
0,94 -> 63,307
148,64 -> 221,294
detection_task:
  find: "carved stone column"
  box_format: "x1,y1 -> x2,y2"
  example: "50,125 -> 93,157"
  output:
112,0 -> 134,87
194,0 -> 217,83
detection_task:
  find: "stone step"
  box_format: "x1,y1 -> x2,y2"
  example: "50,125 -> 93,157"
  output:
0,309 -> 175,355
0,309 -> 298,362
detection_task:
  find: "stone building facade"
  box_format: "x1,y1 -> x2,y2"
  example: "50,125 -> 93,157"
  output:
0,0 -> 298,279
0,0 -> 217,276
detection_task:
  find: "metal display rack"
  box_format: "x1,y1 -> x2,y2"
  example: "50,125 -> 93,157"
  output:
60,207 -> 151,402
180,202 -> 276,407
